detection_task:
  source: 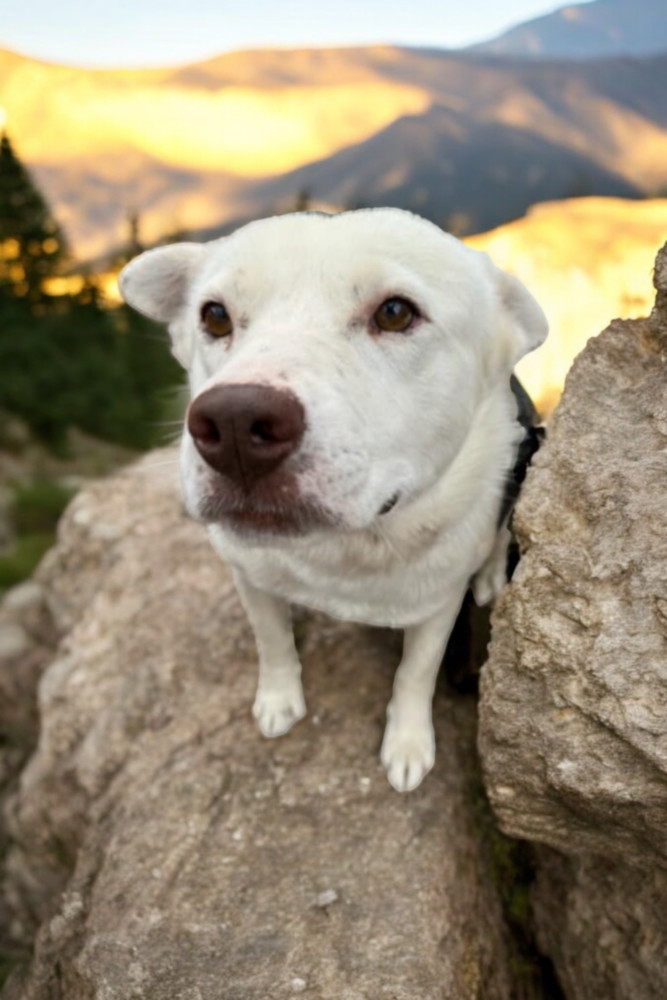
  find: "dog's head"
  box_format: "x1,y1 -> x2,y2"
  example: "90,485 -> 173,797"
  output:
120,209 -> 547,538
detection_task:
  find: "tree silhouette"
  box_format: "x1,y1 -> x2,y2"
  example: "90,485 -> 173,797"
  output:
293,188 -> 311,212
0,131 -> 180,451
0,131 -> 69,302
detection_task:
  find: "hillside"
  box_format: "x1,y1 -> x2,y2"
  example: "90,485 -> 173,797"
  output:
2,45 -> 667,257
472,0 -> 667,60
217,104 -> 639,237
467,196 -> 667,412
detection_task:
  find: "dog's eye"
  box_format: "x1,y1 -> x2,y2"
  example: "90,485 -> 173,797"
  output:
373,297 -> 417,333
201,301 -> 233,339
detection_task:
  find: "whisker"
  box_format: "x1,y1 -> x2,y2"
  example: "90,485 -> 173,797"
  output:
154,430 -> 183,445
140,458 -> 180,470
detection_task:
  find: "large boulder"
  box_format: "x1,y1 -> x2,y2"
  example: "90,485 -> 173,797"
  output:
479,243 -> 667,997
2,456 -> 519,999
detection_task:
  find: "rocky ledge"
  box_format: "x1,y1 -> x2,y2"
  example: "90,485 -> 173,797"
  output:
0,455 -> 519,999
1,244 -> 666,999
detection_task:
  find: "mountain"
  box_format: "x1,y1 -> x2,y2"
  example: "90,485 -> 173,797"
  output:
1,44 -> 667,258
206,103 -> 639,238
471,0 -> 667,60
179,49 -> 667,242
0,46 -> 429,256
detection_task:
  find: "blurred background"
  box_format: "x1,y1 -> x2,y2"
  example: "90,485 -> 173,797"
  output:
1,0 -> 666,590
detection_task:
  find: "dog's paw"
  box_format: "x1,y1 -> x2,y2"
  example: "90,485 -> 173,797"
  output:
253,682 -> 306,738
381,717 -> 435,792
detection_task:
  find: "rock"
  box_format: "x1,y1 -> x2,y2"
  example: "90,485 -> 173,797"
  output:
532,848 -> 667,1000
0,414 -> 31,453
0,625 -> 30,661
0,578 -> 57,746
2,582 -> 45,615
2,454 -> 519,999
479,242 -> 667,997
0,575 -> 59,986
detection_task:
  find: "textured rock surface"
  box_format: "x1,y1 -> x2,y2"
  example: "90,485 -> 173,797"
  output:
479,242 -> 667,998
532,848 -> 667,1000
0,579 -> 58,978
2,455 -> 517,999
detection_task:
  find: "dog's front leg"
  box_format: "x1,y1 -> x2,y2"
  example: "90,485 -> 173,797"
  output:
233,569 -> 306,738
381,593 -> 464,792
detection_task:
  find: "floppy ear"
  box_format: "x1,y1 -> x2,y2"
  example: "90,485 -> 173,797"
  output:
495,267 -> 548,364
119,243 -> 205,368
119,243 -> 204,323
476,253 -> 548,371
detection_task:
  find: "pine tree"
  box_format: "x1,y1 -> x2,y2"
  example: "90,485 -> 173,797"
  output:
124,208 -> 143,260
0,132 -> 181,452
292,188 -> 311,213
0,131 -> 69,301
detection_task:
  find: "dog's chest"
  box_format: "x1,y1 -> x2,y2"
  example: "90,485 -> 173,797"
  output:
208,523 -> 484,627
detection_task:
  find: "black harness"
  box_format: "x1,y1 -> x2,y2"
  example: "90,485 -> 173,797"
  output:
500,376 -> 544,577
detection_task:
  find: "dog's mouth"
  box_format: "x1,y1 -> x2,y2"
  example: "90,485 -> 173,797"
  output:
191,458 -> 402,535
378,492 -> 400,516
214,504 -> 328,536
203,492 -> 400,535
195,472 -> 335,537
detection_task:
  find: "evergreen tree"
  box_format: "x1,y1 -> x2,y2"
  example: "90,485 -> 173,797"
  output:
111,208 -> 146,269
292,188 -> 311,213
0,131 -> 69,301
123,208 -> 144,261
0,131 -> 181,452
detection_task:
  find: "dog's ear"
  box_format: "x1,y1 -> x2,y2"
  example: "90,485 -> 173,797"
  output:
119,243 -> 203,322
119,243 -> 204,366
479,254 -> 548,370
496,268 -> 548,362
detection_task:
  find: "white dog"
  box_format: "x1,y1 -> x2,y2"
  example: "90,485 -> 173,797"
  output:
120,209 -> 547,792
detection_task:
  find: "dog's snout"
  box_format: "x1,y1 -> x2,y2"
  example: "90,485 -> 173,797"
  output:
187,384 -> 305,488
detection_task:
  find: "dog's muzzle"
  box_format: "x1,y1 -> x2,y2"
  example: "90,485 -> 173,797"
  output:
187,383 -> 305,491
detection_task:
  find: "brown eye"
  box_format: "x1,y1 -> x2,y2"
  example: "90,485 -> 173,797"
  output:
373,297 -> 417,333
201,301 -> 233,339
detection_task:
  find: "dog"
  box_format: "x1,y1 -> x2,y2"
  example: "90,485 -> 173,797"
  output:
119,209 -> 547,792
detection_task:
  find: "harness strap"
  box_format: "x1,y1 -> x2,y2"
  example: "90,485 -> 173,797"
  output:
500,376 -> 545,577
497,422 -> 544,528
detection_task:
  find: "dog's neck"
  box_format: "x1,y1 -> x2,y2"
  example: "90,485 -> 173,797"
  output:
377,381 -> 519,545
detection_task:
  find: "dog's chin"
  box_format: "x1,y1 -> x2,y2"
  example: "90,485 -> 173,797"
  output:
191,477 -> 336,538
205,504 -> 331,538
186,464 -> 406,539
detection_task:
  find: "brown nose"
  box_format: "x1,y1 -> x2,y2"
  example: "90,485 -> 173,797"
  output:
187,384 -> 305,489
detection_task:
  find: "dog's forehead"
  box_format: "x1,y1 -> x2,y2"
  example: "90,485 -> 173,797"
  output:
197,210 -> 477,301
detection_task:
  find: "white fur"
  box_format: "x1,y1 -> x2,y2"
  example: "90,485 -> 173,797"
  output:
120,209 -> 547,792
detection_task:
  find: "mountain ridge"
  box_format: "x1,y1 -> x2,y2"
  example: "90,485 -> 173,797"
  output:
471,0 -> 667,60
2,39 -> 667,258
207,102 -> 641,237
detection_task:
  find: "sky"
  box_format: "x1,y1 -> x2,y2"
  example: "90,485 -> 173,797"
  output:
0,0 -> 591,68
